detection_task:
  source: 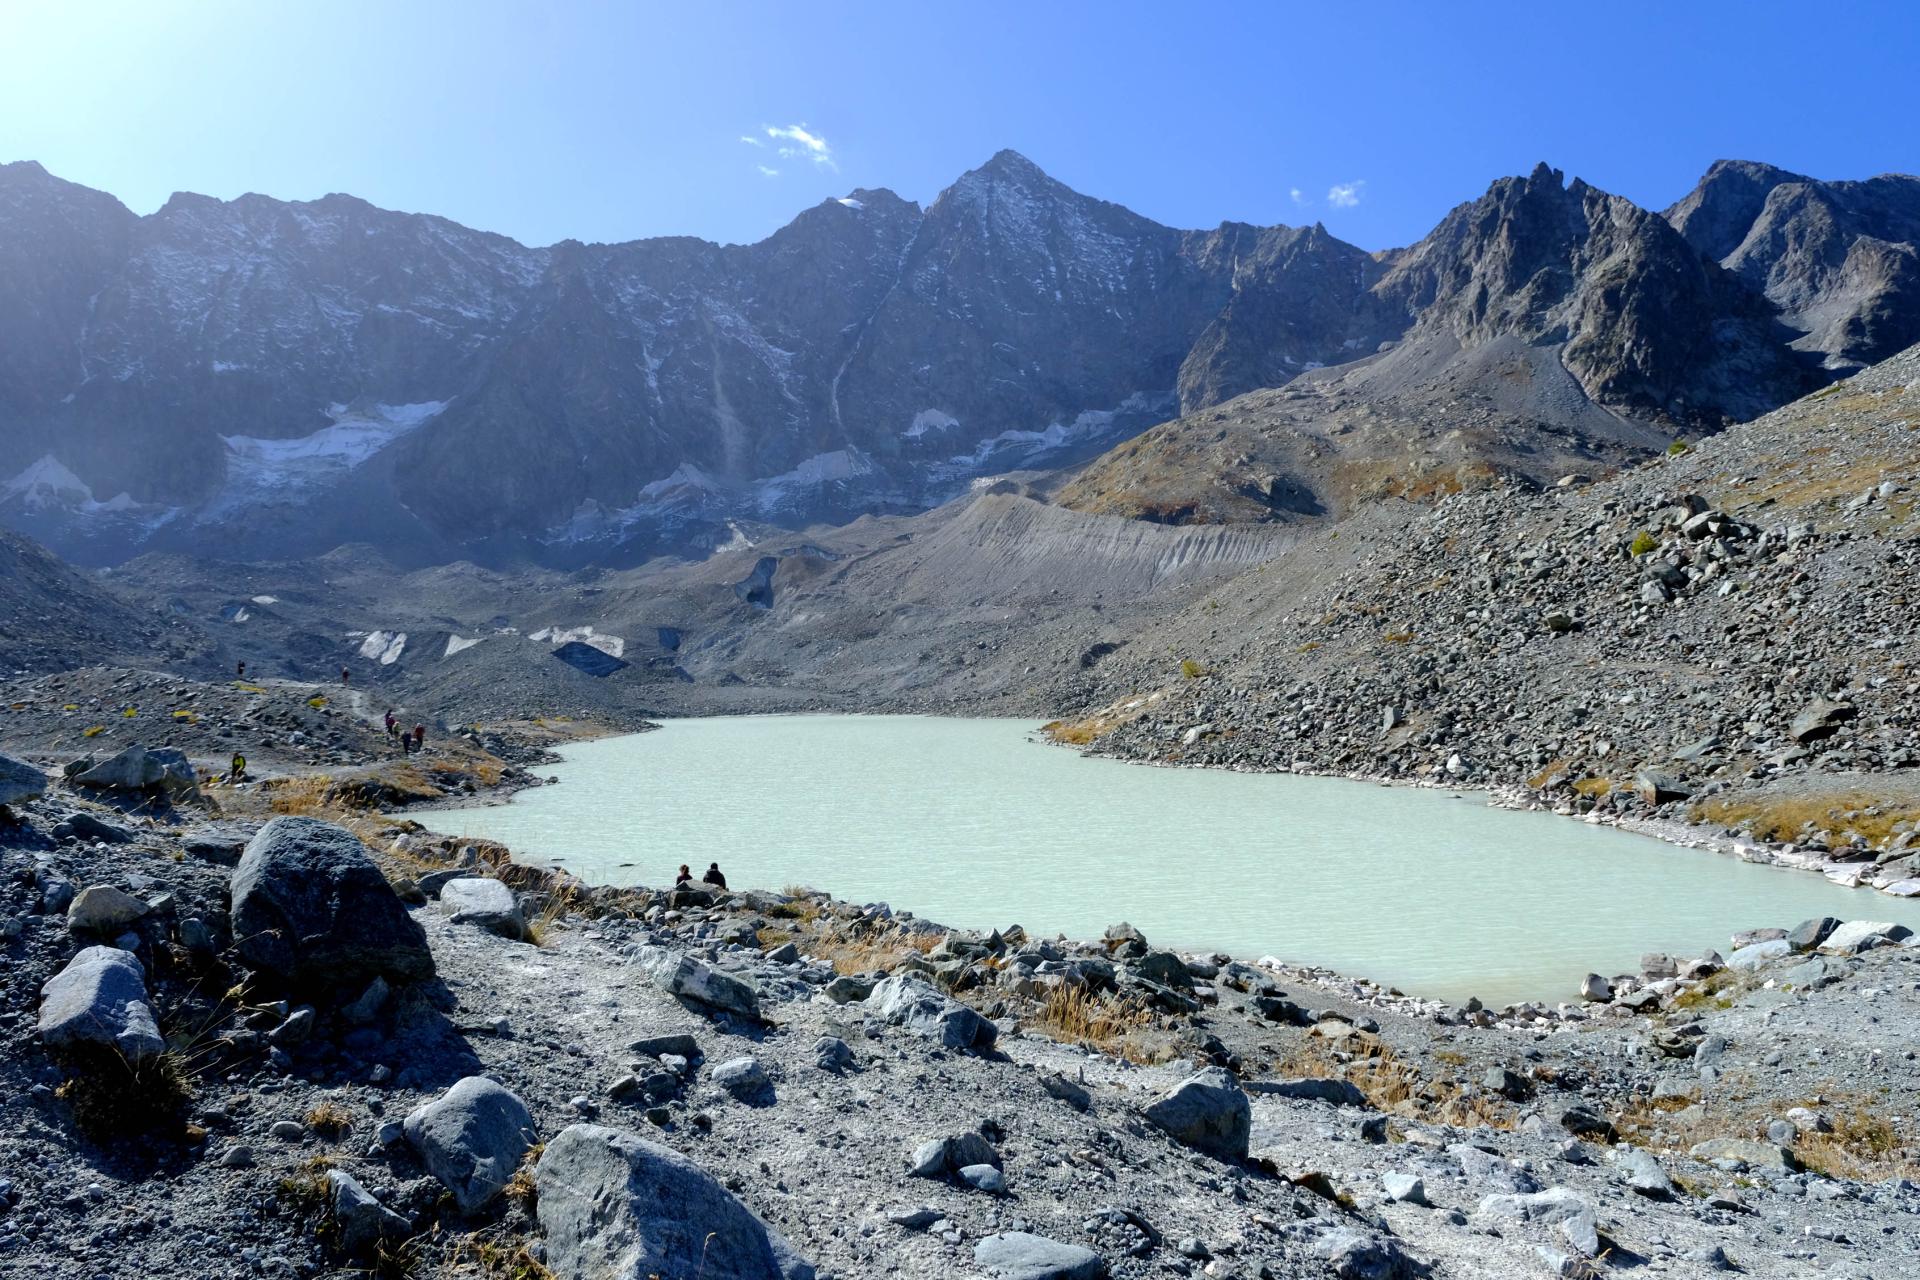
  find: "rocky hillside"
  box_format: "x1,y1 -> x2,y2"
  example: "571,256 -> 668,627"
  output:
5,156 -> 1912,566
1058,340 -> 1920,886
0,531 -> 212,676
1059,163 -> 1826,526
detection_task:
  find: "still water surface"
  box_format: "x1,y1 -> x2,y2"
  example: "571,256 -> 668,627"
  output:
428,716 -> 1920,1004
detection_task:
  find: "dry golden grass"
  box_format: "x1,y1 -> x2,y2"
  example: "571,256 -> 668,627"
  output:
1526,759 -> 1571,790
304,1099 -> 353,1140
454,1235 -> 553,1280
807,926 -> 940,976
1694,790 -> 1920,848
1028,986 -> 1160,1063
1279,1036 -> 1513,1129
1571,776 -> 1614,798
266,774 -> 337,815
1041,703 -> 1141,747
1797,1105 -> 1920,1181
1618,1084 -> 1920,1182
1669,969 -> 1742,1011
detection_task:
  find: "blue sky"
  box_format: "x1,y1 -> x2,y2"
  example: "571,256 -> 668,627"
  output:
2,1 -> 1916,251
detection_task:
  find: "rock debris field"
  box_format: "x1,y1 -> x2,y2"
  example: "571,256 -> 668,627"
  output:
5,738 -> 1920,1280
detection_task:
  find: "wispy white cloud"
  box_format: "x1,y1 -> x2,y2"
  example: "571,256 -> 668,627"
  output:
757,164 -> 780,179
763,123 -> 836,170
1326,180 -> 1366,209
739,135 -> 765,147
1289,187 -> 1306,206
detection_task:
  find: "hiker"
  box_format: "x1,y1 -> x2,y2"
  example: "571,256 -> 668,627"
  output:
702,861 -> 728,889
400,731 -> 413,755
236,659 -> 246,679
341,666 -> 351,686
675,864 -> 693,885
384,709 -> 397,737
412,724 -> 425,751
229,752 -> 246,782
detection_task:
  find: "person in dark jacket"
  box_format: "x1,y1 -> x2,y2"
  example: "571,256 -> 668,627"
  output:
675,864 -> 693,885
702,862 -> 728,889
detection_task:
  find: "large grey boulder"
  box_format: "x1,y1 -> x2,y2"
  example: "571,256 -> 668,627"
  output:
39,945 -> 166,1063
1143,1067 -> 1251,1161
536,1123 -> 814,1280
1689,1137 -> 1800,1172
231,817 -> 434,988
73,745 -> 199,799
647,950 -> 761,1020
973,1231 -> 1107,1280
1727,938 -> 1792,970
909,1132 -> 1001,1178
865,974 -> 998,1052
438,877 -> 527,940
0,751 -> 47,809
325,1169 -> 411,1254
403,1076 -> 537,1214
1821,920 -> 1912,953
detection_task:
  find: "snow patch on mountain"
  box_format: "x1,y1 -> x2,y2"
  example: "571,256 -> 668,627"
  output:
443,634 -> 483,658
906,408 -> 960,438
2,455 -> 141,514
529,625 -> 624,659
355,630 -> 407,664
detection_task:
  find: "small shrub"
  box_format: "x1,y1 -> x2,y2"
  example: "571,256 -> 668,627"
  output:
1667,438 -> 1690,456
1179,658 -> 1207,679
1628,530 -> 1658,556
1030,986 -> 1156,1061
1381,629 -> 1414,645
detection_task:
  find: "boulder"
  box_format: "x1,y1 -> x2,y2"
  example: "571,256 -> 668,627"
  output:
812,1036 -> 854,1072
73,745 -> 199,799
1613,1146 -> 1675,1198
325,1170 -> 411,1254
865,974 -> 998,1051
0,751 -> 48,809
1727,938 -> 1792,970
1689,1138 -> 1799,1173
909,1132 -> 1000,1178
974,1231 -> 1107,1280
1787,916 -> 1839,952
710,1056 -> 771,1100
1131,951 -> 1193,989
438,877 -> 527,940
1142,1067 -> 1251,1161
1382,1172 -> 1429,1205
64,811 -> 135,844
536,1123 -> 814,1280
1101,922 -> 1149,959
1578,973 -> 1613,1002
1789,698 -> 1857,743
1821,920 -> 1912,953
1631,770 -> 1691,805
402,1076 -> 537,1214
38,945 -> 166,1063
230,817 -> 434,988
67,884 -> 150,934
647,951 -> 761,1020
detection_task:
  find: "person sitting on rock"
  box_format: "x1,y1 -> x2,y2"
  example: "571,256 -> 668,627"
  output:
675,864 -> 693,884
229,752 -> 246,782
702,862 -> 728,889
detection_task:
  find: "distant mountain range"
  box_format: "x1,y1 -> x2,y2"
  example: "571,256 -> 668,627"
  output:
2,152 -> 1916,564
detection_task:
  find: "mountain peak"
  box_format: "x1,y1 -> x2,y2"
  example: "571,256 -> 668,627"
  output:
979,148 -> 1048,180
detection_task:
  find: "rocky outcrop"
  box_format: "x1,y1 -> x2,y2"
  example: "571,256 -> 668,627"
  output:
1142,1067 -> 1252,1161
72,745 -> 199,800
864,974 -> 999,1052
230,816 -> 435,988
535,1123 -> 816,1280
0,750 -> 47,810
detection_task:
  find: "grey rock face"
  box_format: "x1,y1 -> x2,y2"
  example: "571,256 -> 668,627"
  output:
0,751 -> 47,808
38,944 -> 165,1062
647,950 -> 761,1020
437,877 -> 526,940
1789,697 -> 1858,743
1787,916 -> 1840,952
402,1076 -> 537,1214
535,1123 -> 815,1280
1142,1067 -> 1251,1161
973,1231 -> 1107,1280
324,1170 -> 410,1255
864,974 -> 997,1052
230,816 -> 434,988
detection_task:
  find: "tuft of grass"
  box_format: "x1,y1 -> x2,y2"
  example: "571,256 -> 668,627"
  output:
266,775 -> 338,816
305,1099 -> 353,1140
807,926 -> 940,976
1571,776 -> 1613,798
1628,530 -> 1659,556
456,1236 -> 554,1280
54,1046 -> 193,1140
1381,629 -> 1414,645
1280,1036 -> 1512,1130
1179,658 -> 1208,679
1670,969 -> 1740,1011
763,897 -> 821,924
1667,438 -> 1690,456
1028,986 -> 1163,1063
